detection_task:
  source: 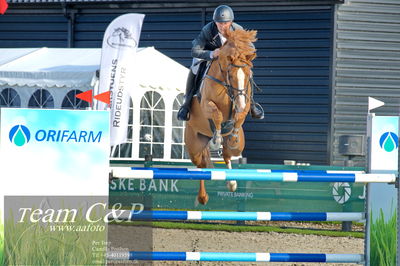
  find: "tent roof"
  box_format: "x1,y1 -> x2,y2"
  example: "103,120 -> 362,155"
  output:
0,47 -> 187,91
0,48 -> 41,65
134,47 -> 187,92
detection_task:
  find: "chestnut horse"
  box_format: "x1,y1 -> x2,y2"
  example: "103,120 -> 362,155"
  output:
185,29 -> 257,205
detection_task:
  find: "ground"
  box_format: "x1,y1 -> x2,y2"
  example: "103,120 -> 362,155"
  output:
107,223 -> 364,266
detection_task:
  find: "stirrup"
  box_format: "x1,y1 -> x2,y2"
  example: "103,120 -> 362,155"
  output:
250,102 -> 264,119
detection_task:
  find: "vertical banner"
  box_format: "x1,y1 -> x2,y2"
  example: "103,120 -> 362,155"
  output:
366,115 -> 399,266
0,108 -> 110,265
369,115 -> 398,173
97,13 -> 145,146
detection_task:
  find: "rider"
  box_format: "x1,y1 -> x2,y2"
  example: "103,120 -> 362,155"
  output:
177,4 -> 264,121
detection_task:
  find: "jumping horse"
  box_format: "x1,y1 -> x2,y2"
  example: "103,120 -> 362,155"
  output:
185,29 -> 257,205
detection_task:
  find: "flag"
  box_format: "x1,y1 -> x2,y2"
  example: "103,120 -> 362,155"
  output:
97,13 -> 145,146
0,0 -> 8,15
368,97 -> 385,112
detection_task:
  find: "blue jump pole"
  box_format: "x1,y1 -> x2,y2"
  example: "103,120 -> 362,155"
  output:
111,167 -> 396,183
113,210 -> 364,222
107,251 -> 364,263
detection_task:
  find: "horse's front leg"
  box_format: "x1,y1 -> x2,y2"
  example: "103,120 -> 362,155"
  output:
227,112 -> 247,149
205,100 -> 223,151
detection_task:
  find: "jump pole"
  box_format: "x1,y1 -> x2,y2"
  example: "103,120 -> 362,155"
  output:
107,251 -> 363,263
112,210 -> 364,222
111,167 -> 395,183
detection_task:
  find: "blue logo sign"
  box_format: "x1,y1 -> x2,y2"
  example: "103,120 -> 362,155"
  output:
8,124 -> 103,146
9,125 -> 31,146
379,132 -> 399,152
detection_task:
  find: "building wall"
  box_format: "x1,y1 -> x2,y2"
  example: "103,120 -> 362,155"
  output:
331,0 -> 400,166
0,1 -> 338,165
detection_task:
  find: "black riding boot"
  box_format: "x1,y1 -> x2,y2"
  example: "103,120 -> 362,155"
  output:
177,71 -> 196,121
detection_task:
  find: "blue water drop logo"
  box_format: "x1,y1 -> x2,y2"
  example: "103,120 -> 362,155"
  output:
379,132 -> 399,152
9,125 -> 31,146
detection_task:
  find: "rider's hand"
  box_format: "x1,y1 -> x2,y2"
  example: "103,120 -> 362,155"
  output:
212,48 -> 220,58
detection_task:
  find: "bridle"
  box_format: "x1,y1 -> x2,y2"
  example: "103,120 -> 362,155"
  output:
205,59 -> 251,112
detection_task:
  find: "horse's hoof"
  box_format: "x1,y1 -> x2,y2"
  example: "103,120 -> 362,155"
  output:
197,194 -> 209,205
226,181 -> 237,192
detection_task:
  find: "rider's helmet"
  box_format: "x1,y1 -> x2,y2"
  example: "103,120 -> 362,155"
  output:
213,5 -> 234,23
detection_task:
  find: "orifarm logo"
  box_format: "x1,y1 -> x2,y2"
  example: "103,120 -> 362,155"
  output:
8,124 -> 103,147
9,125 -> 31,146
379,132 -> 399,152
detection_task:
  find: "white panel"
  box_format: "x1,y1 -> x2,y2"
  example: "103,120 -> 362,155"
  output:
187,211 -> 202,220
256,212 -> 272,221
186,252 -> 200,261
256,253 -> 270,262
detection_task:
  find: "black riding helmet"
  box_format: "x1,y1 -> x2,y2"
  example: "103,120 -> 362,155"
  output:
213,5 -> 234,22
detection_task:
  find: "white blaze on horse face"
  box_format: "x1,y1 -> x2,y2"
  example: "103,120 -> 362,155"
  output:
236,68 -> 246,112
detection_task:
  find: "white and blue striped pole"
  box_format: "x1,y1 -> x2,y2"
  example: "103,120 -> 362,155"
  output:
128,167 -> 365,174
111,167 -> 396,183
107,251 -> 364,263
113,210 -> 364,222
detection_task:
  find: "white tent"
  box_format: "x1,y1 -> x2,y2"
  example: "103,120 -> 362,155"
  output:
0,47 -> 101,88
0,47 -> 187,106
0,47 -> 189,160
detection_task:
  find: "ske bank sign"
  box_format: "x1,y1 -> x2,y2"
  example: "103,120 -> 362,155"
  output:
9,124 -> 102,147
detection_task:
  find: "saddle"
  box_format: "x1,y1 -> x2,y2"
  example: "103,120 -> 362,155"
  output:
193,60 -> 210,100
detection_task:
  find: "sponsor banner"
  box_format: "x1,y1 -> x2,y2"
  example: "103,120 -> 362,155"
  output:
97,13 -> 145,146
367,115 -> 398,265
369,115 -> 399,172
0,108 -> 110,223
1,108 -> 110,264
110,179 -> 364,212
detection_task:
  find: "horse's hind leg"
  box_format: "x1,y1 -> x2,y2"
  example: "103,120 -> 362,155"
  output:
198,147 -> 213,205
223,128 -> 245,192
185,126 -> 211,205
224,155 -> 237,192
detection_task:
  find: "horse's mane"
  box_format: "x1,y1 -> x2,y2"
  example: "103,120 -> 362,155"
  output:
222,29 -> 257,66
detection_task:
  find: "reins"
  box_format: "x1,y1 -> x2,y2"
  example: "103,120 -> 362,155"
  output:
205,59 -> 251,116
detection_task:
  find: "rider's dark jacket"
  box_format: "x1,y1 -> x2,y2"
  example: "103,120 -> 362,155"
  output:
191,22 -> 243,60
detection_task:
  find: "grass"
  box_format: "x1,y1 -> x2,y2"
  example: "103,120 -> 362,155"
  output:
4,209 -> 107,266
370,209 -> 397,266
0,216 -> 3,266
110,220 -> 364,238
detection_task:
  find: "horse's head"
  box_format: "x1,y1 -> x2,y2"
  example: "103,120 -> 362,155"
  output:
218,29 -> 257,113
